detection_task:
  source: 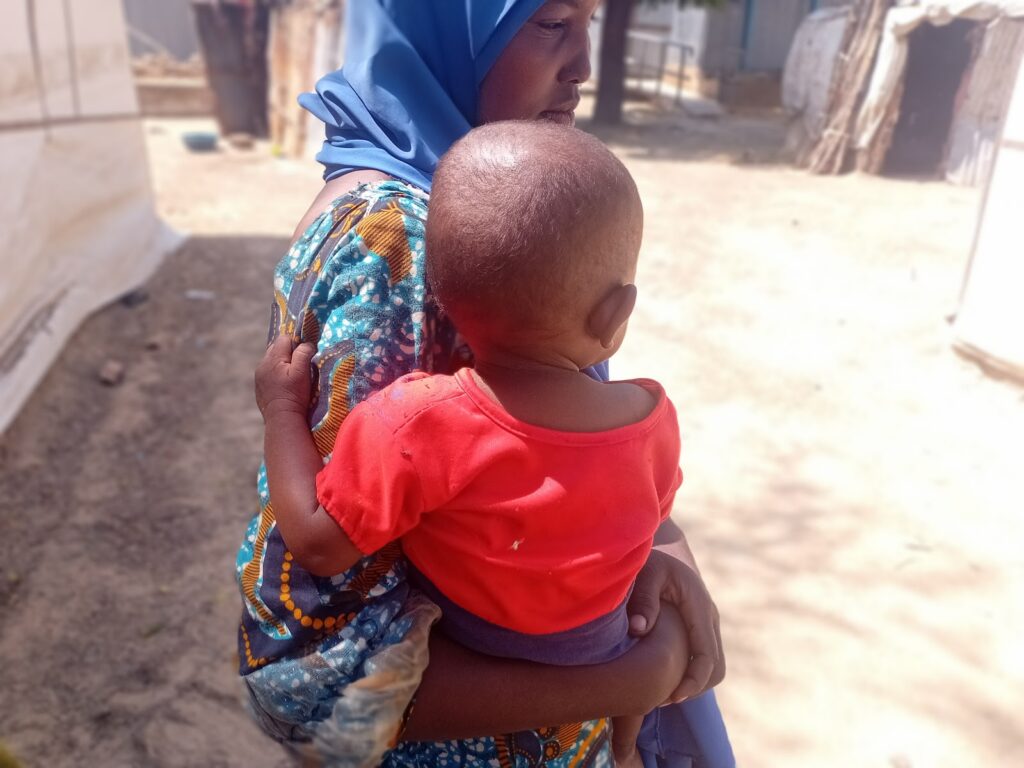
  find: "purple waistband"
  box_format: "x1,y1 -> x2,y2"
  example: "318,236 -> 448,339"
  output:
409,566 -> 635,666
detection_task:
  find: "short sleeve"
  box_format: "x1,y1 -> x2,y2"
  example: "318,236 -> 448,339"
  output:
315,393 -> 426,555
656,396 -> 684,521
659,466 -> 683,521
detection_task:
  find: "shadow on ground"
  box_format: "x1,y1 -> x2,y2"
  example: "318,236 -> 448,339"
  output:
0,235 -> 290,768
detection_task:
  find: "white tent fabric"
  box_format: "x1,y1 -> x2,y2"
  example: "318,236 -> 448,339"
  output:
953,49 -> 1024,376
853,1 -> 1024,162
782,8 -> 852,149
0,0 -> 179,433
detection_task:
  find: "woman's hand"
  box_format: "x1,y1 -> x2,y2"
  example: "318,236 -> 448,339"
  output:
254,335 -> 316,421
627,547 -> 725,704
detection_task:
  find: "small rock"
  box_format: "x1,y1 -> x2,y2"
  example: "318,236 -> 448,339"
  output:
144,338 -> 162,351
227,132 -> 255,150
98,360 -> 125,386
140,622 -> 166,639
119,289 -> 149,308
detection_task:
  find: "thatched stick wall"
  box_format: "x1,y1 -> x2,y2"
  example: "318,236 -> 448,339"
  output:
804,0 -> 892,174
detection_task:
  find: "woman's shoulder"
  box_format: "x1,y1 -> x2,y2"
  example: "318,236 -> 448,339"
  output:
289,179 -> 430,268
328,179 -> 429,230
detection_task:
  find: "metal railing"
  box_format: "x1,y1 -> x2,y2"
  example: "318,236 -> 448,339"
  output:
624,31 -> 696,105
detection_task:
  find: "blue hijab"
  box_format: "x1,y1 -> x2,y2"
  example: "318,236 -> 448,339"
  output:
298,0 -> 547,192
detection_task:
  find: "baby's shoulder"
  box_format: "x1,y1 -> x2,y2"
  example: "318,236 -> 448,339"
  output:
602,378 -> 668,426
357,372 -> 465,432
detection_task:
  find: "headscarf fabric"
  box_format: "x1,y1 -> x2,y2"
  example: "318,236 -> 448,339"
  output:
299,0 -> 547,191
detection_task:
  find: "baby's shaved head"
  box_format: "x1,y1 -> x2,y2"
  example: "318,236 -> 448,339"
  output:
427,121 -> 643,344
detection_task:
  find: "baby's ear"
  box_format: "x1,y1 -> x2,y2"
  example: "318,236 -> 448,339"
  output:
586,284 -> 637,349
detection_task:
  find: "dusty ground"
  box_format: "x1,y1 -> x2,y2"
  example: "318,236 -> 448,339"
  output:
1,100 -> 1021,768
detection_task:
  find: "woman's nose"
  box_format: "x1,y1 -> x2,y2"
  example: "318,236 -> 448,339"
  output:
561,28 -> 592,85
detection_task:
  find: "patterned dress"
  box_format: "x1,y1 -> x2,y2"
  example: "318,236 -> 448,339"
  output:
235,180 -> 612,768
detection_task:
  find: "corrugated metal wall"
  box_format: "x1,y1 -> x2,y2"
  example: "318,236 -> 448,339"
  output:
122,0 -> 198,59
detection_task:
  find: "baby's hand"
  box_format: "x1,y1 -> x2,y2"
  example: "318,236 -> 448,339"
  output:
255,335 -> 316,421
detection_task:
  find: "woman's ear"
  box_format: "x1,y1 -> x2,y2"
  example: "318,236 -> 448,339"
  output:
586,284 -> 637,349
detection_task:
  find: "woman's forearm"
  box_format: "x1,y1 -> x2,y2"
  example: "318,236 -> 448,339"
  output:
401,605 -> 689,742
653,517 -> 700,573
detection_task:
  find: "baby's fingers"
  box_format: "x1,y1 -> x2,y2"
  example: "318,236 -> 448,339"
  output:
265,333 -> 296,362
290,342 -> 317,372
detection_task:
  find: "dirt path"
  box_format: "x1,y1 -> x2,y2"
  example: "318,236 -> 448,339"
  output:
1,108 -> 1020,768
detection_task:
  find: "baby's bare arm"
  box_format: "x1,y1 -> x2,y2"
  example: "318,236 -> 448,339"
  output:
256,335 -> 363,576
611,714 -> 645,767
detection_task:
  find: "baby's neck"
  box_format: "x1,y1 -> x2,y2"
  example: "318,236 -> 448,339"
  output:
471,357 -> 655,434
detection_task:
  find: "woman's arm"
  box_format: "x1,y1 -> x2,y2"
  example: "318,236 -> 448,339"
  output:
628,519 -> 727,703
402,602 -> 690,742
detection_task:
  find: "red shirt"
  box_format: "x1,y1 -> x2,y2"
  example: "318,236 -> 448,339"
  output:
316,369 -> 682,635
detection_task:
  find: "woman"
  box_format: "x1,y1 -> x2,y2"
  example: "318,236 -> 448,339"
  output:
237,2 -> 733,766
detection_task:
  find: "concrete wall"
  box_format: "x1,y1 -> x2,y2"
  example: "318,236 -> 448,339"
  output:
669,0 -> 851,77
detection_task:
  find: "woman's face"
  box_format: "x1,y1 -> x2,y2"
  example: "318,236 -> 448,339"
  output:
478,0 -> 599,127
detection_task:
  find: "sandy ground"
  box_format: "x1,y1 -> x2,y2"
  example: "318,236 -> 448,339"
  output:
1,101 -> 1021,768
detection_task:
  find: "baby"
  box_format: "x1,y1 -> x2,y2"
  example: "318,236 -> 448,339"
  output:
255,121 -> 687,766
